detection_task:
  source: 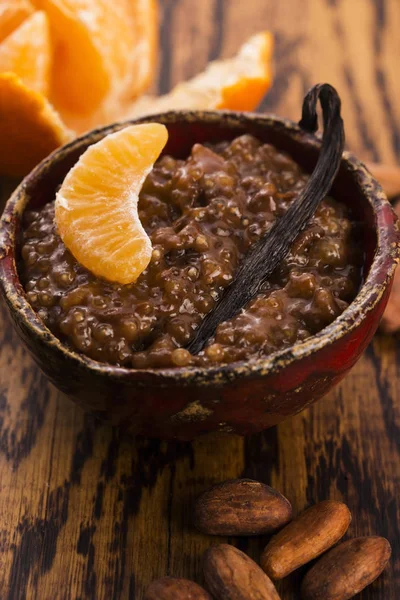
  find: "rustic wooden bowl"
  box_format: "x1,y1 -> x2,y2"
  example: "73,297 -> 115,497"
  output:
0,111 -> 399,440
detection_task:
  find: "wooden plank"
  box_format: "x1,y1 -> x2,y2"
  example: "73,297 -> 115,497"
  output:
0,0 -> 399,598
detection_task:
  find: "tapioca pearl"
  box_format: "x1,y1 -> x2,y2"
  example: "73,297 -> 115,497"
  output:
158,155 -> 178,172
318,217 -> 340,235
171,348 -> 192,367
293,327 -> 310,341
135,302 -> 154,316
26,291 -> 39,305
37,277 -> 50,290
113,340 -> 131,365
21,244 -> 33,260
24,225 -> 39,239
151,248 -> 162,262
24,210 -> 39,224
215,328 -> 235,345
164,280 -> 183,299
265,294 -> 284,312
60,287 -> 90,309
187,266 -> 198,281
55,269 -> 75,287
247,222 -> 262,240
37,256 -> 50,273
224,135 -> 260,161
320,275 -> 333,286
166,318 -> 192,344
194,234 -> 209,252
203,172 -> 235,197
25,251 -> 39,266
37,238 -> 54,254
248,190 -> 277,214
195,293 -> 215,314
243,175 -> 265,193
93,323 -> 114,343
71,309 -> 85,323
90,295 -> 109,309
24,280 -> 36,292
39,292 -> 55,307
291,227 -> 325,257
117,319 -> 139,342
202,260 -> 224,285
286,272 -> 317,299
311,288 -> 341,326
205,343 -> 225,362
331,276 -> 356,300
280,321 -> 299,343
72,323 -> 93,352
311,238 -> 348,268
315,202 -> 337,218
37,308 -> 48,322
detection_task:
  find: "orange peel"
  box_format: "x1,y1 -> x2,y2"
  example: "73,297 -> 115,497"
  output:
124,31 -> 274,118
0,72 -> 72,177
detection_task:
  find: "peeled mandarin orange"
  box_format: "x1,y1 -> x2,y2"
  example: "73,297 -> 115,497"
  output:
32,0 -> 152,116
124,0 -> 158,100
0,10 -> 51,95
0,72 -> 72,176
53,0 -> 159,133
0,0 -> 34,43
31,0 -> 110,113
55,123 -> 168,284
125,31 -> 274,118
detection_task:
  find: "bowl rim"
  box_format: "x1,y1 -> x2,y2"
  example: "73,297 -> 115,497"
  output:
0,109 -> 399,386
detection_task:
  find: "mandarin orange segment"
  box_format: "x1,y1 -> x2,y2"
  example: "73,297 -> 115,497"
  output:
0,0 -> 34,43
217,31 -> 274,110
0,10 -> 51,95
0,72 -> 72,177
55,123 -> 168,284
124,0 -> 158,100
31,0 -> 153,117
50,0 -> 159,133
124,31 -> 274,118
31,0 -> 109,113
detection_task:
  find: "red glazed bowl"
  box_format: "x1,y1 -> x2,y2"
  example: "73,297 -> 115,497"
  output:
0,111 -> 399,440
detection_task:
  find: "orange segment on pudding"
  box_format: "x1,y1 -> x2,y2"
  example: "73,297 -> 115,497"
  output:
0,10 -> 51,95
55,123 -> 168,284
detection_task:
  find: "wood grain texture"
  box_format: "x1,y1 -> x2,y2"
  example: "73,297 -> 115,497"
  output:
0,0 -> 399,598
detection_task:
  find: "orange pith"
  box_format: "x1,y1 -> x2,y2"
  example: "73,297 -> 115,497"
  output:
55,123 -> 168,284
0,0 -> 34,43
0,72 -> 72,177
0,10 -> 51,95
125,31 -> 274,118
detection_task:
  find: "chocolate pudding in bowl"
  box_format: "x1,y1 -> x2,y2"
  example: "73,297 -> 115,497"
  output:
0,107 -> 399,440
20,134 -> 362,369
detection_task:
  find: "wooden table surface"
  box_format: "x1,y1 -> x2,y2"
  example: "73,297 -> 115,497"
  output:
1,1 -> 399,598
